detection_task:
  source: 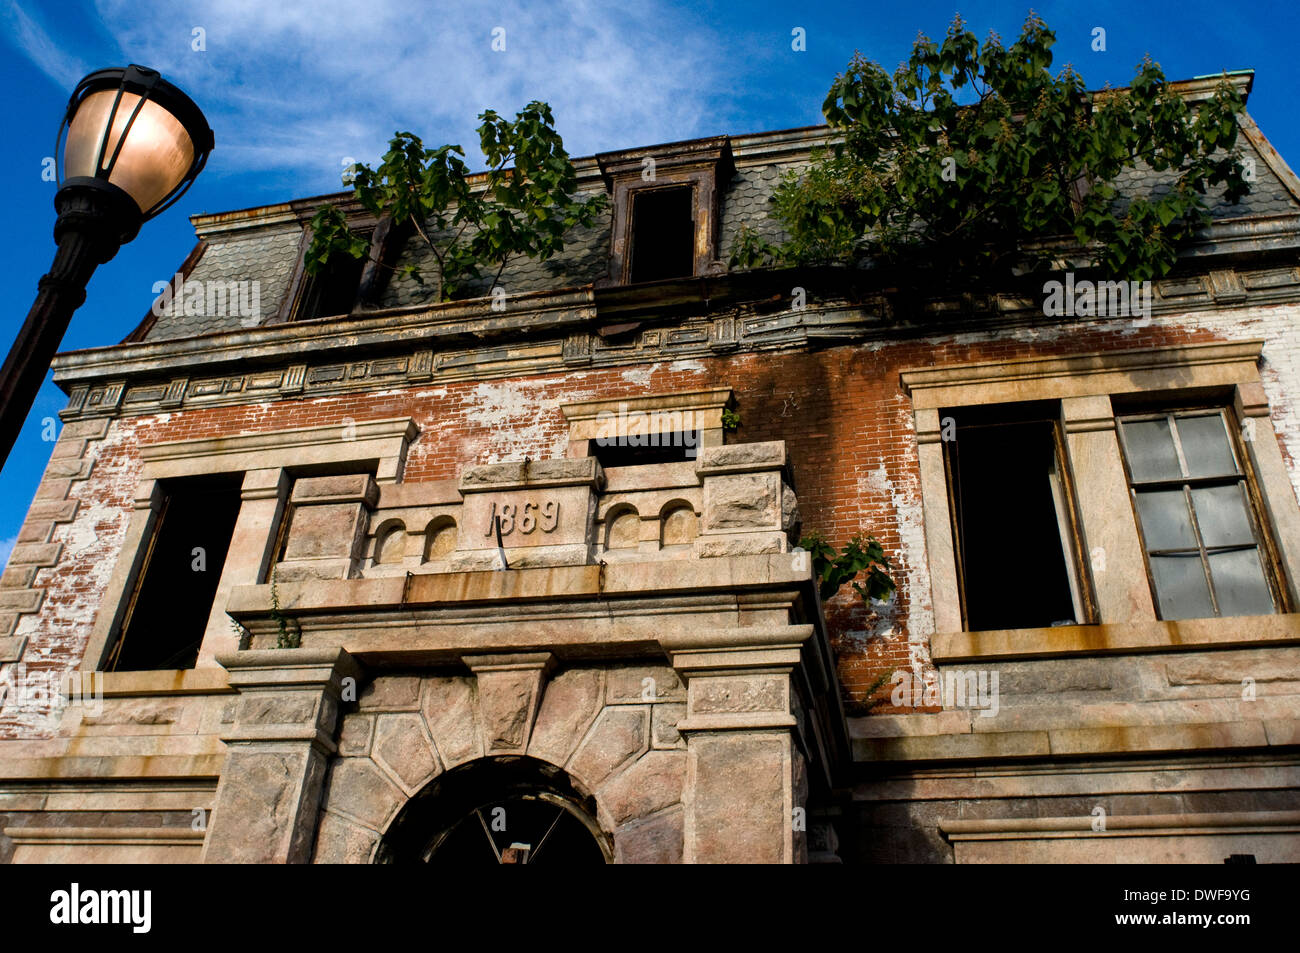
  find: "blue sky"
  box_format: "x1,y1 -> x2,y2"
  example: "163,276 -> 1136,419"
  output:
1,0 -> 1298,562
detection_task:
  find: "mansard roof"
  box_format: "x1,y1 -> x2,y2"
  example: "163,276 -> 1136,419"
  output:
120,71 -> 1300,346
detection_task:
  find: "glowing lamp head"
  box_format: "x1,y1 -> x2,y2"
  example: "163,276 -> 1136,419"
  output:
56,65 -> 214,243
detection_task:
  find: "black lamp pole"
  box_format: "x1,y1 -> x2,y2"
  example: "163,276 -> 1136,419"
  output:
0,187 -> 135,467
0,65 -> 212,471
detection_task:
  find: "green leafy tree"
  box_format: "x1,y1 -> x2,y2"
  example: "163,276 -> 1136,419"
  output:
801,532 -> 895,605
732,12 -> 1250,285
307,101 -> 606,302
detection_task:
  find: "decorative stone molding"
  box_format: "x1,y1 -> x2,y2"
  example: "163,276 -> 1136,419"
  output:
939,811 -> 1300,863
48,270 -> 1300,424
139,417 -> 418,485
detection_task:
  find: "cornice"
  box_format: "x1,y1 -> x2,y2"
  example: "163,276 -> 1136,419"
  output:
49,258 -> 1300,423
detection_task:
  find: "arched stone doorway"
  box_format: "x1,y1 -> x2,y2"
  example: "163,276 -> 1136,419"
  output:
378,756 -> 612,864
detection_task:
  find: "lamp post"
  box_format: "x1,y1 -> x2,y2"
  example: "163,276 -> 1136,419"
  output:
0,65 -> 213,469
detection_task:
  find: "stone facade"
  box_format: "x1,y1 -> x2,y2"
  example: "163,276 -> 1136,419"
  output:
1,73 -> 1299,863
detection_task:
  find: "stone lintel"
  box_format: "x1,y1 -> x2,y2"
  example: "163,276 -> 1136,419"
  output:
900,339 -> 1264,409
458,457 -> 604,493
561,389 -> 734,443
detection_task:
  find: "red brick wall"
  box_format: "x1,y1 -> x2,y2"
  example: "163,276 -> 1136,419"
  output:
2,316 -> 1236,736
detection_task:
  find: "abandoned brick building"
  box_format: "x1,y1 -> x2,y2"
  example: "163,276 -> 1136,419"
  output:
0,71 -> 1297,863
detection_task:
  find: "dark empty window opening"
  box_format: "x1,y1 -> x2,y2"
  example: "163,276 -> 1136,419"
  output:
593,432 -> 698,468
945,405 -> 1085,632
106,474 -> 243,671
628,186 -> 695,283
296,251 -> 366,321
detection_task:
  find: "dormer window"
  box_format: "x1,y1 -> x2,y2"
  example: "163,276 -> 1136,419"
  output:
294,249 -> 366,321
629,186 -> 695,283
597,137 -> 733,285
279,213 -> 408,323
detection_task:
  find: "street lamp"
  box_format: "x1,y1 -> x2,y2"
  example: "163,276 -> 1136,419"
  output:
0,65 -> 213,468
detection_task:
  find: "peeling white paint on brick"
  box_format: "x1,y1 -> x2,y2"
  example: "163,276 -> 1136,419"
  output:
620,363 -> 659,386
460,379 -> 597,463
859,460 -> 934,667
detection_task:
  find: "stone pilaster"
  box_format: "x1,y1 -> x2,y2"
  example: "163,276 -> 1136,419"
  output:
202,648 -> 361,864
662,626 -> 810,864
915,408 -> 962,635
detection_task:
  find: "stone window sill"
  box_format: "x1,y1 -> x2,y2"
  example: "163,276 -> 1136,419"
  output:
931,612 -> 1300,664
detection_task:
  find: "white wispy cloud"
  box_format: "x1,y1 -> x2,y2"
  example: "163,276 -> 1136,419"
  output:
0,0 -> 730,195
2,0 -> 89,89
